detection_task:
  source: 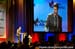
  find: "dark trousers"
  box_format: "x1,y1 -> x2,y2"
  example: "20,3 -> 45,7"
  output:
17,35 -> 20,43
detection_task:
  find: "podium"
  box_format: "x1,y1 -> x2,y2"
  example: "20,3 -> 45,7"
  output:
20,33 -> 27,42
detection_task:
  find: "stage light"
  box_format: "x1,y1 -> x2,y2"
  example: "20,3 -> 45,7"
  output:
73,0 -> 75,4
73,0 -> 75,7
19,0 -> 23,5
13,0 -> 15,5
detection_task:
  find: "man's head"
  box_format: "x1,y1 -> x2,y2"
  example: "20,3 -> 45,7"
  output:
53,3 -> 59,16
18,26 -> 21,30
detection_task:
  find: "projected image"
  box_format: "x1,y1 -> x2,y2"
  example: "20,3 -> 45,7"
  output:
0,8 -> 6,35
34,0 -> 68,32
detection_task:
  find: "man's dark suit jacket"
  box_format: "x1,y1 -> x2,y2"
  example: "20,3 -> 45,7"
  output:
46,14 -> 62,32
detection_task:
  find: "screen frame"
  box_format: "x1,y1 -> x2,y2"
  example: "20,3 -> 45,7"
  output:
26,0 -> 73,33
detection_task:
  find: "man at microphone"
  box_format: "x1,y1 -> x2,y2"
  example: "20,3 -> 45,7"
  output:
17,26 -> 21,43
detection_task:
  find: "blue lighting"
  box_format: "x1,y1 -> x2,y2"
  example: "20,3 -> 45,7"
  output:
45,33 -> 54,41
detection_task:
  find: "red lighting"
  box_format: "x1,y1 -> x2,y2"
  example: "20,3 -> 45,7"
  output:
32,33 -> 39,43
58,33 -> 66,42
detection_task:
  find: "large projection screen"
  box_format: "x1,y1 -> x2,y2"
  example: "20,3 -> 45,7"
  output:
0,8 -> 6,36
